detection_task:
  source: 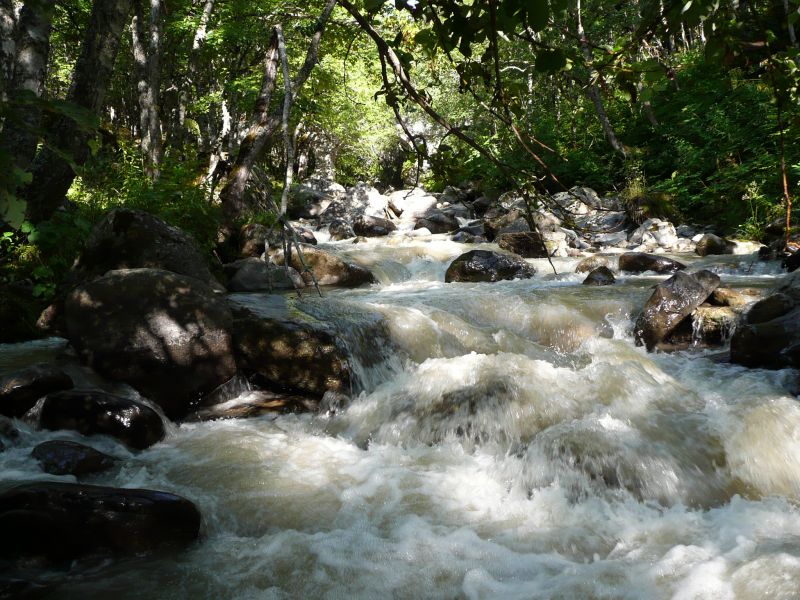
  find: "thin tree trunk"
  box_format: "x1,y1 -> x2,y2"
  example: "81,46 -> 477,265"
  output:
219,0 -> 336,224
577,0 -> 626,158
131,0 -> 162,180
0,0 -> 54,172
276,25 -> 294,216
23,0 -> 132,224
784,0 -> 798,47
0,0 -> 17,102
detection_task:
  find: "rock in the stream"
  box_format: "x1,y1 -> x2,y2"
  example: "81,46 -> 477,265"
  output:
635,270 -> 721,351
709,287 -> 750,308
496,231 -> 548,258
445,250 -> 535,283
619,252 -> 686,274
0,482 -> 200,564
329,219 -> 355,241
575,255 -> 609,274
785,250 -> 800,273
415,210 -> 460,234
63,268 -> 237,419
691,306 -> 740,345
628,218 -> 679,248
270,245 -> 376,287
225,258 -> 304,292
71,208 -> 224,292
583,266 -> 616,286
32,440 -> 117,476
353,214 -> 396,237
38,390 -> 165,450
0,416 -> 19,452
231,307 -> 352,397
0,364 -> 73,418
695,233 -> 735,257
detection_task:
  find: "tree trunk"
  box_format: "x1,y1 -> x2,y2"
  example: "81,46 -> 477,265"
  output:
0,0 -> 17,102
0,0 -> 54,172
577,0 -> 626,158
131,0 -> 163,180
23,0 -> 132,223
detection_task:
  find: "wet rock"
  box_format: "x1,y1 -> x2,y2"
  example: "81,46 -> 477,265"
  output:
731,307 -> 800,369
39,390 -> 165,450
746,293 -> 795,324
270,245 -> 376,287
415,211 -> 460,234
71,208 -> 224,292
575,255 -> 609,273
32,440 -> 117,476
709,287 -> 755,308
695,233 -> 735,257
785,250 -> 800,273
470,195 -> 492,215
0,364 -> 73,418
0,416 -> 19,442
445,250 -> 535,283
635,270 -> 721,351
629,218 -> 678,248
225,258 -> 304,292
231,307 -> 352,398
496,231 -> 548,258
690,306 -> 740,345
187,390 -> 319,421
583,266 -> 616,286
483,210 -> 529,241
0,482 -> 200,564
452,231 -> 476,244
295,227 -> 318,246
353,214 -> 396,237
329,219 -> 355,241
63,268 -> 237,419
618,252 -> 686,274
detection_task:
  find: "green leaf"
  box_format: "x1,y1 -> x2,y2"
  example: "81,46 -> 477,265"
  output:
535,49 -> 566,72
526,1 -> 550,32
364,0 -> 386,12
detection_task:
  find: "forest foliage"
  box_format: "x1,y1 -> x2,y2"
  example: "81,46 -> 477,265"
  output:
0,0 -> 799,300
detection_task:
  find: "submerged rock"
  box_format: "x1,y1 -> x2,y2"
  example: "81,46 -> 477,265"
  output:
38,390 -> 165,450
445,250 -> 535,283
0,482 -> 200,564
0,364 -> 73,418
496,231 -> 548,258
695,233 -> 735,257
63,268 -> 237,420
582,266 -> 616,286
618,252 -> 686,274
32,440 -> 117,476
635,270 -> 720,351
270,245 -> 376,287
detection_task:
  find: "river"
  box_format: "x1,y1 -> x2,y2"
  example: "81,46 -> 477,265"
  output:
2,234 -> 799,599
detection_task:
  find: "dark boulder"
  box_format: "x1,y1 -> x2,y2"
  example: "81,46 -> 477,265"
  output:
445,250 -> 535,283
225,258 -> 304,292
329,219 -> 355,241
731,307 -> 800,369
746,293 -> 795,324
63,268 -> 237,419
695,233 -> 735,257
496,231 -> 548,258
71,208 -> 224,292
231,307 -> 352,397
32,440 -> 117,476
39,390 -> 165,450
415,211 -> 460,234
470,195 -> 492,215
634,270 -> 720,351
0,482 -> 200,564
583,266 -> 616,286
785,250 -> 800,273
619,252 -> 686,274
353,215 -> 396,237
452,231 -> 477,244
483,210 -> 529,241
270,245 -> 376,287
0,364 -> 73,418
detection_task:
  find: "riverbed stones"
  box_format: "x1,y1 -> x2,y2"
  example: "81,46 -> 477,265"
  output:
231,307 -> 352,397
0,364 -> 73,418
38,390 -> 165,450
619,252 -> 686,274
32,440 -> 117,476
63,268 -> 237,419
496,231 -> 548,258
582,266 -> 616,286
695,233 -> 735,257
270,245 -> 376,287
635,270 -> 721,351
71,208 -> 224,292
0,482 -> 201,564
445,250 -> 535,283
353,214 -> 396,237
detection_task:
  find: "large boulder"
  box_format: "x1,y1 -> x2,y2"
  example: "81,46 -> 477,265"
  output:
415,210 -> 460,234
583,266 -> 616,286
224,258 -> 304,292
71,208 -> 223,292
483,210 -> 528,241
619,252 -> 686,274
695,233 -> 735,257
328,219 -> 355,241
445,250 -> 535,283
38,390 -> 165,450
63,269 -> 237,419
496,231 -> 548,258
785,249 -> 800,273
231,307 -> 352,397
270,245 -> 376,287
634,270 -> 721,351
32,440 -> 117,476
353,214 -> 396,237
0,364 -> 73,418
0,482 -> 200,564
319,183 -> 388,225
628,218 -> 678,248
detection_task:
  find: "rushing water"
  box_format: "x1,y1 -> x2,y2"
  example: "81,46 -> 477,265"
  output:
2,234 -> 800,599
